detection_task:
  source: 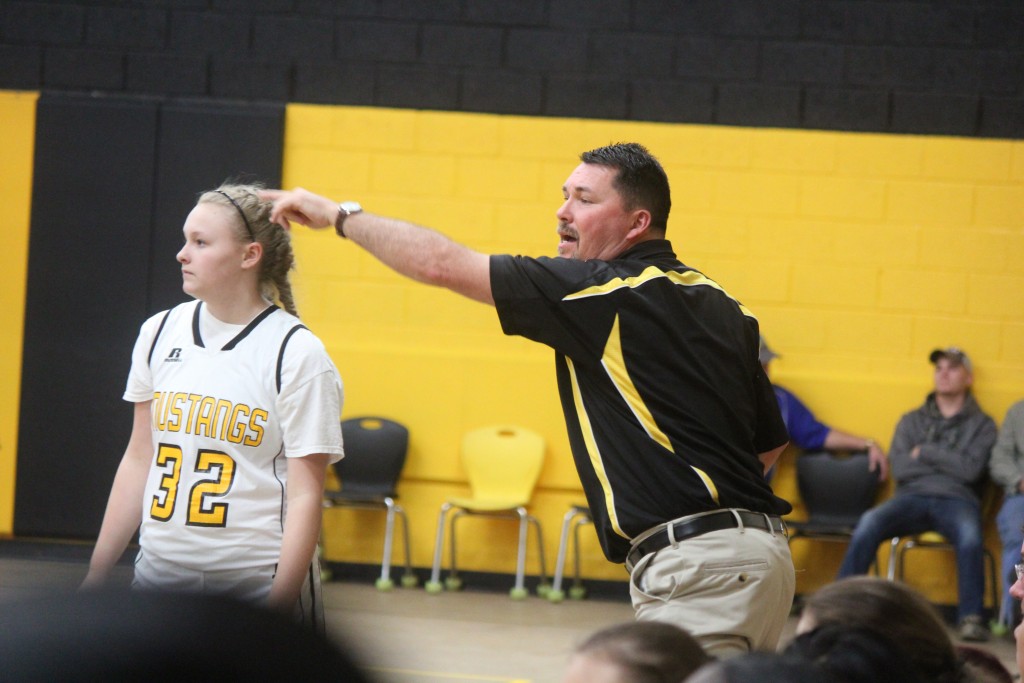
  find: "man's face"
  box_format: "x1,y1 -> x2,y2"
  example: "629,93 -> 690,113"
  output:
555,163 -> 638,261
933,357 -> 972,397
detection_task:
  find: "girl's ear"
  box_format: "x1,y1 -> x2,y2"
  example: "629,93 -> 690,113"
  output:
242,241 -> 263,270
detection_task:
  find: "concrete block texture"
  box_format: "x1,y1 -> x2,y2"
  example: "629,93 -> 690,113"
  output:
0,0 -> 1020,137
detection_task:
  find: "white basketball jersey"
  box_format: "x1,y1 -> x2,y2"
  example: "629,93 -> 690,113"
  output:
125,300 -> 343,571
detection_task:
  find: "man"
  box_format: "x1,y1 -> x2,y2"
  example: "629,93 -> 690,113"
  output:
1007,538 -> 1024,674
989,399 -> 1024,628
760,336 -> 888,481
837,347 -> 997,641
263,143 -> 794,656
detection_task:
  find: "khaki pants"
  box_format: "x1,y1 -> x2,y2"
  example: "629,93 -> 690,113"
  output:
628,522 -> 795,658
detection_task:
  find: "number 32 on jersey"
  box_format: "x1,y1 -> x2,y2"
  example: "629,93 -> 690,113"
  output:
149,443 -> 236,527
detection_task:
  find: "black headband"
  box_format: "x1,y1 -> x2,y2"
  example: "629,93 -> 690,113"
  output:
213,190 -> 256,242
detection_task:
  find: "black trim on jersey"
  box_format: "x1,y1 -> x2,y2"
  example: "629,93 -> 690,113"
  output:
147,309 -> 173,365
275,324 -> 309,393
222,305 -> 279,350
190,302 -> 281,350
191,302 -> 203,347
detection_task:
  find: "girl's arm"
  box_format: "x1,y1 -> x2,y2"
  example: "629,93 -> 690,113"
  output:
81,401 -> 153,589
267,453 -> 330,614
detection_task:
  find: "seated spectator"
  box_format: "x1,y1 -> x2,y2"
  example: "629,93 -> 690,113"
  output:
798,576 -> 1012,682
1007,535 -> 1024,676
563,620 -> 709,683
797,576 -> 957,672
784,624 -> 927,683
759,336 -> 887,481
836,347 -> 997,641
686,652 -> 830,683
989,399 -> 1024,628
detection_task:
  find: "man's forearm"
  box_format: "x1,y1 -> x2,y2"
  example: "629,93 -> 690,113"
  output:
344,212 -> 494,305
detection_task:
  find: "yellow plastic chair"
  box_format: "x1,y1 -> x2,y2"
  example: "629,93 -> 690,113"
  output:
424,425 -> 548,600
886,484 -> 1001,628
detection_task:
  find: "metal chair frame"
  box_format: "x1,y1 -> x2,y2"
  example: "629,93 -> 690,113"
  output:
548,504 -> 592,603
428,503 -> 547,598
322,417 -> 415,591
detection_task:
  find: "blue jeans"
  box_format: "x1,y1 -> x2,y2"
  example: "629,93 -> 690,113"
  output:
838,493 -> 984,622
996,494 -> 1024,624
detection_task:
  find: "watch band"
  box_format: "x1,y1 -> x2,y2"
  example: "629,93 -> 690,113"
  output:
335,201 -> 363,238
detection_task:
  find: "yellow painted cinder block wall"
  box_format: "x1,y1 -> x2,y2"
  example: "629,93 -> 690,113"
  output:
286,104 -> 1024,602
0,90 -> 37,536
1,91 -> 1020,605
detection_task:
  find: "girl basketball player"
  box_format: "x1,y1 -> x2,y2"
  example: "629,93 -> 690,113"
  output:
82,184 -> 343,630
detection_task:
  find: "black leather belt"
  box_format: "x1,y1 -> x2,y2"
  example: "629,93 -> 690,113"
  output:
626,509 -> 786,571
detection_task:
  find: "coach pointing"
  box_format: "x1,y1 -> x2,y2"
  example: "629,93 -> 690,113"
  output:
263,142 -> 794,657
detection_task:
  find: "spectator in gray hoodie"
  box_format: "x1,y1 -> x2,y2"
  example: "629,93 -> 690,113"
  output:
837,347 -> 997,642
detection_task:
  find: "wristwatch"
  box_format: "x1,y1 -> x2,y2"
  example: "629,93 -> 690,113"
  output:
335,201 -> 363,238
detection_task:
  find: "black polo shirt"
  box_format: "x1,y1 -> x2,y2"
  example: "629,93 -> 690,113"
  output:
491,239 -> 790,564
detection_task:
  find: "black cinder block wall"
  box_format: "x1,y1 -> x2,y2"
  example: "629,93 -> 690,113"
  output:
0,0 -> 1021,138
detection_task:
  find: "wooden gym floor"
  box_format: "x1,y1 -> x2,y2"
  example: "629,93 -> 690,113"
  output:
0,543 -> 1017,683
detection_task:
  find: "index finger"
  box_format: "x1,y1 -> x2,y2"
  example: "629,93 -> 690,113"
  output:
258,189 -> 285,202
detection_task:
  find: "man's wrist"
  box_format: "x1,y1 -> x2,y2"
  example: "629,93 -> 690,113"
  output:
335,201 -> 363,238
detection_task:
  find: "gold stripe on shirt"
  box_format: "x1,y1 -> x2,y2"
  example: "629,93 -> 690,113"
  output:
601,313 -> 673,453
565,355 -> 629,540
563,266 -> 756,320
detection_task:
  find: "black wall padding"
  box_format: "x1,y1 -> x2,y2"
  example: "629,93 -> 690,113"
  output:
15,93 -> 284,539
149,100 -> 284,314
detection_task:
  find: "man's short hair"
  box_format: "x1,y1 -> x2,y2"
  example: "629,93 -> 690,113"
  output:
580,142 -> 671,233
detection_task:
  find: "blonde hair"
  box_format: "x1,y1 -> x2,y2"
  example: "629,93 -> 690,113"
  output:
198,183 -> 298,316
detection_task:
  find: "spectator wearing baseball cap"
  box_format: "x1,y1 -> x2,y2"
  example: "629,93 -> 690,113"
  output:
930,346 -> 973,374
759,336 -> 888,482
838,346 -> 997,642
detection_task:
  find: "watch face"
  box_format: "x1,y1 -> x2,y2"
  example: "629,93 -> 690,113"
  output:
340,201 -> 362,214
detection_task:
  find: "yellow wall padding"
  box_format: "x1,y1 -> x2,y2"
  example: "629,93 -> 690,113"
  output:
289,105 -> 1024,599
0,90 -> 38,535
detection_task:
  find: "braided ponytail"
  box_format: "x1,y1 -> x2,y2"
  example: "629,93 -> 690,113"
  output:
199,183 -> 299,317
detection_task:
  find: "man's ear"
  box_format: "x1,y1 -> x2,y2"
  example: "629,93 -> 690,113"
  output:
626,208 -> 653,240
242,241 -> 263,270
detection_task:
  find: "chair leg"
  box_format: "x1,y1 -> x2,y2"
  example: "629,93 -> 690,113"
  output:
569,516 -> 591,599
510,507 -> 529,600
896,538 -> 916,583
985,550 -> 999,620
529,514 -> 549,597
887,537 -> 902,581
425,502 -> 452,594
446,510 -> 465,590
376,498 -> 397,591
396,505 -> 417,588
547,507 -> 577,603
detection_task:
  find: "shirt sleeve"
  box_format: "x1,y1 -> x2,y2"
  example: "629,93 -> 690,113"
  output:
276,330 -> 345,463
753,365 -> 789,454
774,385 -> 831,450
123,311 -> 166,403
989,401 -> 1024,495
